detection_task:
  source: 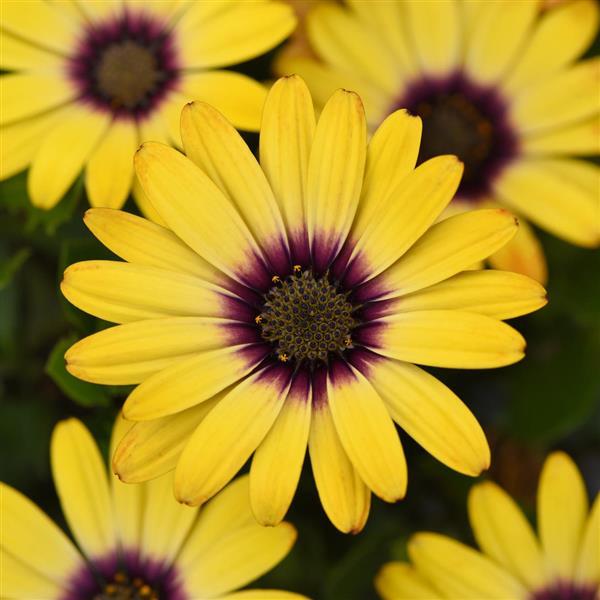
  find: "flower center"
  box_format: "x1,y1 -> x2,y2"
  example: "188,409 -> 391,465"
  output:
69,12 -> 179,118
93,571 -> 158,600
258,269 -> 356,363
399,73 -> 518,199
96,41 -> 161,110
530,581 -> 599,600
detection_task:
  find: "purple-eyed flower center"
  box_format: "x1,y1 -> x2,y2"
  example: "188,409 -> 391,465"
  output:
398,72 -> 518,200
69,12 -> 179,119
257,269 -> 357,363
530,581 -> 599,600
64,551 -> 185,600
93,570 -> 157,600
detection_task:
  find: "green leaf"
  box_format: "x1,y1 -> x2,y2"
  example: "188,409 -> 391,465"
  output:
506,320 -> 600,443
0,247 -> 32,289
45,336 -> 112,408
0,171 -> 84,235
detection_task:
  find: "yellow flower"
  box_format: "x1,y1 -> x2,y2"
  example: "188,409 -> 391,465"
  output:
375,452 -> 599,600
0,0 -> 295,211
62,75 -> 546,534
0,417 -> 303,600
277,0 -> 600,283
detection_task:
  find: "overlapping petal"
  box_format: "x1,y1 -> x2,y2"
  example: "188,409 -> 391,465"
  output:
174,367 -> 291,506
50,419 -> 114,559
250,372 -> 311,526
309,399 -> 371,534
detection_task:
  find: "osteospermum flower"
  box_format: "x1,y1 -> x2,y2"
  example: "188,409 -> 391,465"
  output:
375,452 -> 599,600
0,417 -> 303,600
0,0 -> 295,211
61,76 -> 546,533
278,0 -> 600,282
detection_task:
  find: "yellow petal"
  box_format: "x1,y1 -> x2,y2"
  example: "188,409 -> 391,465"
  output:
180,476 -> 305,597
28,106 -> 110,209
0,30 -> 64,71
250,373 -> 311,525
174,367 -> 291,506
0,105 -> 66,180
1,0 -> 78,53
177,475 -> 256,561
109,413 -> 143,551
392,270 -> 547,320
504,0 -> 600,92
181,521 -> 297,598
403,0 -> 461,76
345,0 -> 418,80
123,345 -> 264,421
179,70 -> 267,132
306,89 -> 366,269
139,474 -> 198,563
113,396 -> 221,483
85,120 -> 137,209
369,209 -> 518,300
50,419 -> 114,558
494,158 -> 600,247
83,208 -> 220,283
0,483 -> 82,585
138,106 -> 171,146
352,110 -> 422,242
575,494 -> 600,585
61,260 -> 230,324
260,75 -> 315,259
538,451 -> 589,580
511,58 -> 600,134
131,110 -> 171,225
157,92 -> 187,148
464,0 -> 540,84
135,142 -> 269,288
408,532 -> 528,600
522,115 -> 600,156
461,0 -> 486,43
177,0 -> 295,69
349,156 -> 463,284
65,317 -> 243,385
469,481 -> 546,589
327,364 -> 407,502
132,175 -> 167,225
367,358 -> 489,476
375,561 -> 441,600
274,54 -> 390,129
0,550 -> 64,600
487,214 -> 548,285
74,0 -> 124,23
306,3 -> 398,95
372,310 -> 525,369
220,591 -> 308,600
309,400 -> 371,534
180,101 -> 289,274
547,156 -> 600,196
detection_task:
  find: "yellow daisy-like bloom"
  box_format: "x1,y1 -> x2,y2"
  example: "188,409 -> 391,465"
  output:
0,0 -> 295,211
278,0 -> 600,282
0,417 -> 304,600
375,452 -> 599,600
62,75 -> 546,534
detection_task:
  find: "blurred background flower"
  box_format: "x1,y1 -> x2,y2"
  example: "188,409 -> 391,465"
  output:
0,0 -> 295,211
375,451 -> 599,600
2,416 -> 304,600
278,0 -> 600,283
